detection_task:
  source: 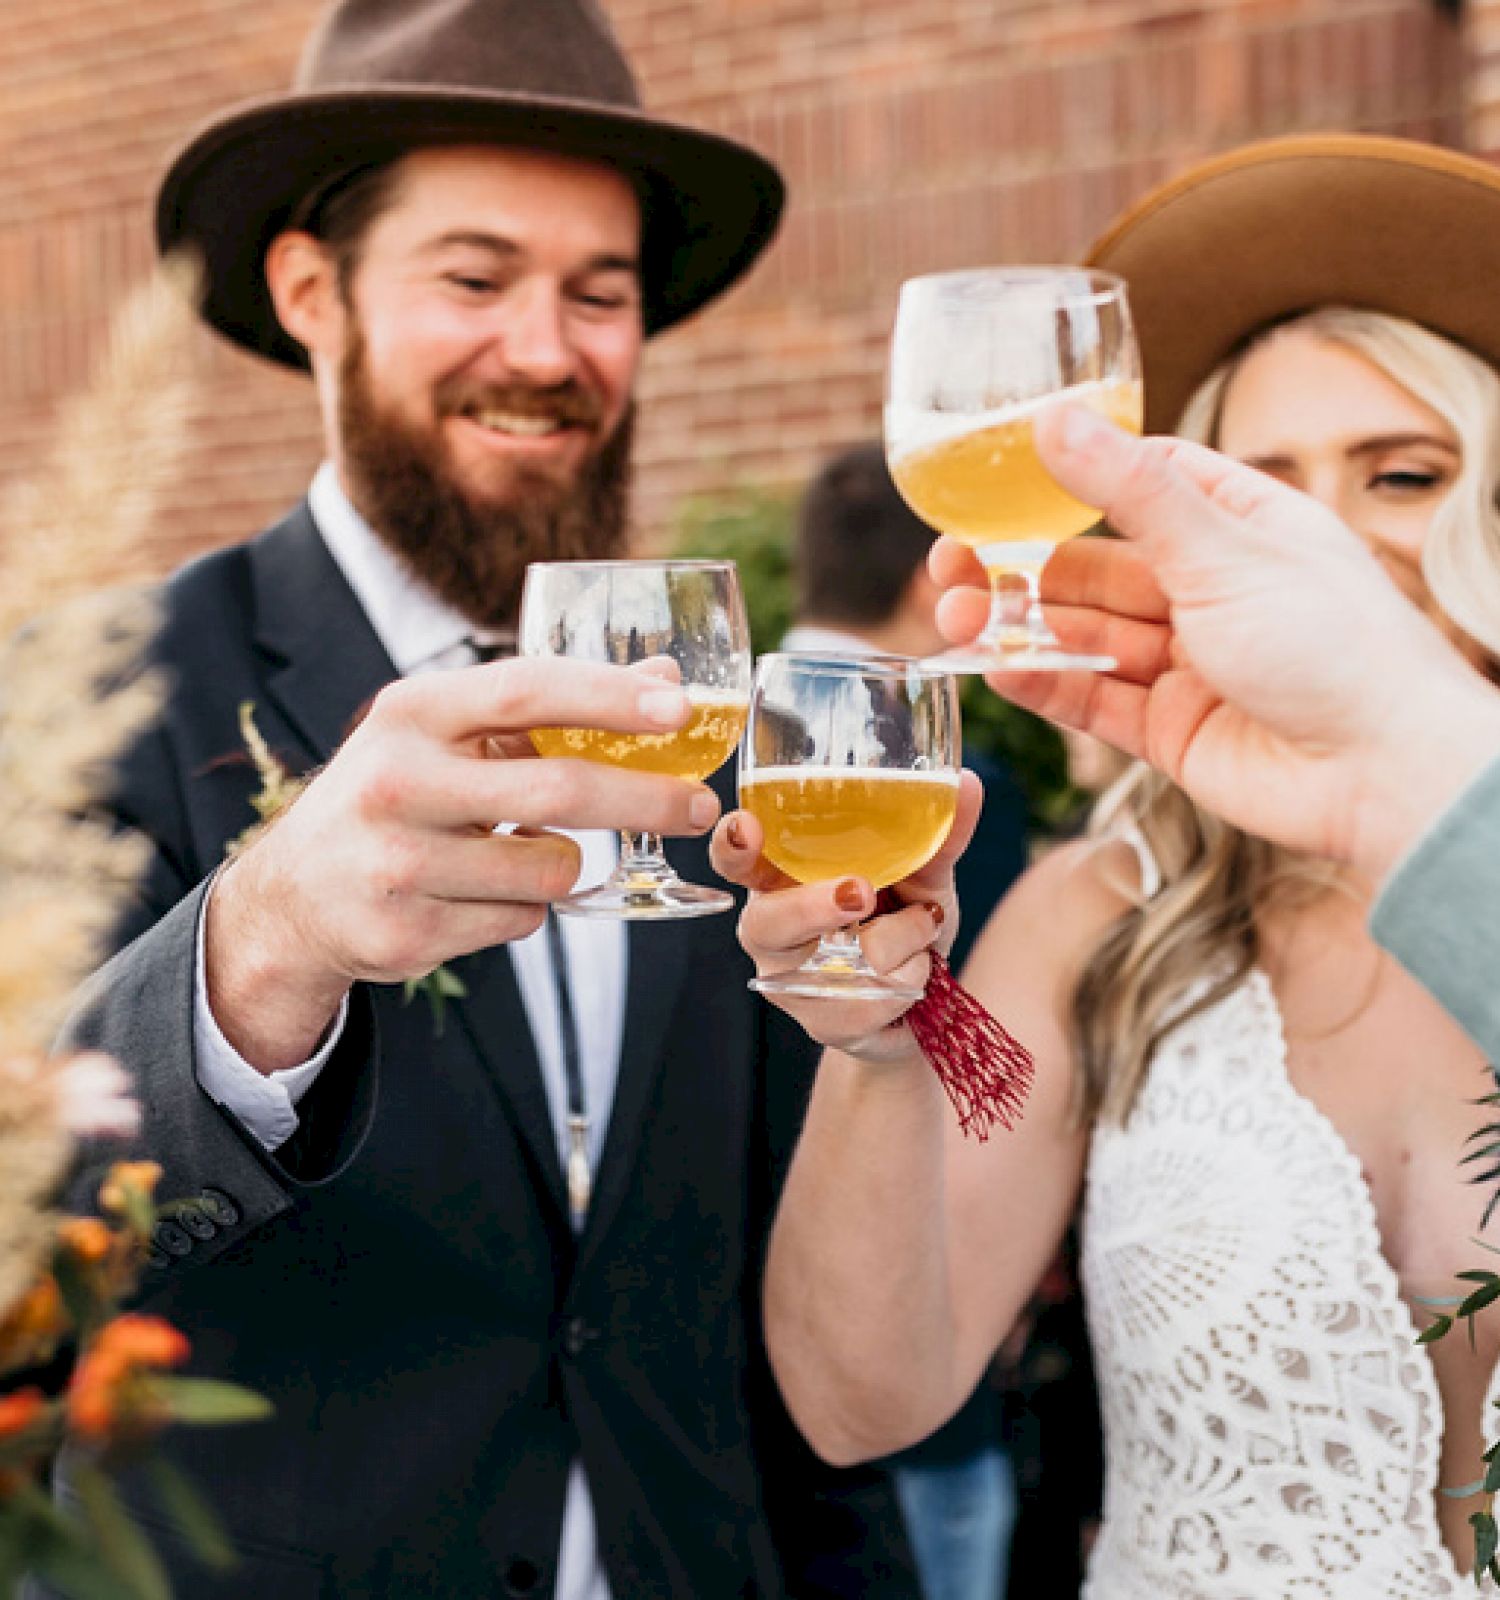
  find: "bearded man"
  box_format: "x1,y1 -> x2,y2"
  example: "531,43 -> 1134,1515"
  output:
38,2 -> 920,1597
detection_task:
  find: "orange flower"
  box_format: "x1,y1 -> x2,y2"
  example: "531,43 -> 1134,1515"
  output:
68,1314 -> 190,1444
0,1277 -> 69,1372
56,1217 -> 113,1265
0,1387 -> 46,1439
93,1315 -> 189,1368
97,1161 -> 163,1215
0,1387 -> 52,1496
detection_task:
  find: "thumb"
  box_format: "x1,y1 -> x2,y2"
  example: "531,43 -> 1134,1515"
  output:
1034,404 -> 1280,561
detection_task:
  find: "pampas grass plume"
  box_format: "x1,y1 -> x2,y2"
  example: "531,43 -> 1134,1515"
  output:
0,254 -> 199,1311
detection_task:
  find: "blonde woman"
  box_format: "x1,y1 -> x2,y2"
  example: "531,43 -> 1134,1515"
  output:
716,135 -> 1500,1594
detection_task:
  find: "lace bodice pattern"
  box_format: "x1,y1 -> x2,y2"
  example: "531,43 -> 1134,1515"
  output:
1080,968 -> 1500,1598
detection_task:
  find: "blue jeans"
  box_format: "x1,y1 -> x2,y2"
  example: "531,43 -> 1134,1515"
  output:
892,1443 -> 1016,1600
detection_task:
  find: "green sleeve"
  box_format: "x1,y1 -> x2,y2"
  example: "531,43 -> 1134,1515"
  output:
1370,753 -> 1500,1063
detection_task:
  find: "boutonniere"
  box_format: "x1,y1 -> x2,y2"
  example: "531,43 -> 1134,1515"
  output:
226,701 -> 309,859
230,703 -> 466,1036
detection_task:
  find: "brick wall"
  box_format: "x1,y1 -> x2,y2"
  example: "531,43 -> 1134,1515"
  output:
0,0 -> 1470,575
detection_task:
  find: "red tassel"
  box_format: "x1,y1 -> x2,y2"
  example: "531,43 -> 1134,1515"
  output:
877,891 -> 1034,1139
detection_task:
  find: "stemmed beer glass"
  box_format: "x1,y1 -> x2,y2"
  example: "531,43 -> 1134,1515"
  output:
885,267 -> 1142,672
738,653 -> 961,1001
519,559 -> 751,919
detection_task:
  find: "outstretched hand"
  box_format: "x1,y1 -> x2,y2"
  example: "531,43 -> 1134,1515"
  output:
933,406 -> 1500,879
710,772 -> 983,1059
208,656 -> 720,1072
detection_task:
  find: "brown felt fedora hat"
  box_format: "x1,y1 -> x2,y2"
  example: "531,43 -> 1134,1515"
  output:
157,0 -> 785,369
1086,133 -> 1500,434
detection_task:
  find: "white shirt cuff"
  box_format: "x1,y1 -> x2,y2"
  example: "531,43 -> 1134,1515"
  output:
192,877 -> 350,1153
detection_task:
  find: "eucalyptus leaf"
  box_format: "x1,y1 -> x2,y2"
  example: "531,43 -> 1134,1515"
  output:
1473,1509 -> 1499,1576
3,1481 -> 138,1600
1458,1281 -> 1500,1319
27,1532 -> 142,1600
153,1377 -> 273,1427
72,1463 -> 172,1600
145,1456 -> 236,1570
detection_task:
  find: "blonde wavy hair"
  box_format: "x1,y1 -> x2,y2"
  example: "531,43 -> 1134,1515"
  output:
1070,306 -> 1500,1126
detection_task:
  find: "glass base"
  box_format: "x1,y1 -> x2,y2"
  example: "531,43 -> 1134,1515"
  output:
750,962 -> 925,1004
555,873 -> 733,920
922,641 -> 1117,675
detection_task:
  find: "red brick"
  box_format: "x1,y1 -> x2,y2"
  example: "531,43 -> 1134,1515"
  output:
0,0 -> 1474,563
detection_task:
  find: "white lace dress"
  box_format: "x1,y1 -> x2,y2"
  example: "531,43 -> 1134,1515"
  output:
1080,964 -> 1500,1598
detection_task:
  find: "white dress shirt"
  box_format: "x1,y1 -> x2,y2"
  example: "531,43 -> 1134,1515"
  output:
193,461 -> 621,1600
779,622 -> 885,657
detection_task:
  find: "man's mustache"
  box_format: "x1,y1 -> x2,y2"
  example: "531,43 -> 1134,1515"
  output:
436,378 -> 604,430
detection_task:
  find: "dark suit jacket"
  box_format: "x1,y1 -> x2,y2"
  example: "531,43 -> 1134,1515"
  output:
949,745 -> 1028,974
40,507 -> 917,1600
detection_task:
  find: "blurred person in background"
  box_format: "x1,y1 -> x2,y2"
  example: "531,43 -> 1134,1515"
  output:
40,1 -> 922,1597
722,134 -> 1500,1595
784,442 -> 1028,973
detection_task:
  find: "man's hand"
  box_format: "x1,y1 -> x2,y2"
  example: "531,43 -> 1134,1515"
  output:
709,773 -> 982,1061
207,658 -> 720,1072
933,406 -> 1500,880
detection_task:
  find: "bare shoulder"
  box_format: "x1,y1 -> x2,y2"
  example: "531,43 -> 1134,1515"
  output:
960,836 -> 1143,1005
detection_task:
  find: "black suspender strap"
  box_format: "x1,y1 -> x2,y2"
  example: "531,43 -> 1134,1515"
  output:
545,908 -> 591,1231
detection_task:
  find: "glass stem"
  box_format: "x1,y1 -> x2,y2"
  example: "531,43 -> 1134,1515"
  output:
616,830 -> 670,888
983,543 -> 1055,650
810,926 -> 872,975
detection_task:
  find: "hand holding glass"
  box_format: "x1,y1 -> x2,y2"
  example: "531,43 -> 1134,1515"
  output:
885,266 -> 1142,671
519,559 -> 751,919
739,653 -> 961,1002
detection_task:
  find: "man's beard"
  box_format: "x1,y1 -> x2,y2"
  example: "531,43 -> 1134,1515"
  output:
335,328 -> 633,629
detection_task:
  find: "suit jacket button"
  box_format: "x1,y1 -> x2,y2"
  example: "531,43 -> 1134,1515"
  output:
502,1557 -> 540,1595
153,1220 -> 192,1257
176,1203 -> 217,1241
198,1187 -> 240,1227
561,1317 -> 595,1358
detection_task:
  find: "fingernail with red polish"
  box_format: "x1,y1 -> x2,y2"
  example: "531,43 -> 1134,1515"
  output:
726,815 -> 746,850
835,879 -> 866,914
927,902 -> 945,927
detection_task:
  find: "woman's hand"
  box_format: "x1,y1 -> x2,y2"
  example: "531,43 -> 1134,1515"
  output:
710,772 -> 983,1059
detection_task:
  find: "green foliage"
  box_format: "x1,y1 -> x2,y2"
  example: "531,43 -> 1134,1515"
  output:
1415,1239 -> 1500,1583
402,965 -> 469,1038
671,487 -> 798,659
153,1378 -> 274,1428
670,485 -> 1081,831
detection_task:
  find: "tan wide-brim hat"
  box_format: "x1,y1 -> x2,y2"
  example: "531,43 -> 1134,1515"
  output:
1086,133 -> 1500,434
157,0 -> 785,369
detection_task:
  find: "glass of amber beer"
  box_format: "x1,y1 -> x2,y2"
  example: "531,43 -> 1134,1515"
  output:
739,653 -> 961,1001
520,559 -> 751,919
886,267 -> 1142,671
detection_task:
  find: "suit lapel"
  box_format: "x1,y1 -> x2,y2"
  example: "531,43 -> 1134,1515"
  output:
247,504 -> 569,1219
250,504 -> 396,763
